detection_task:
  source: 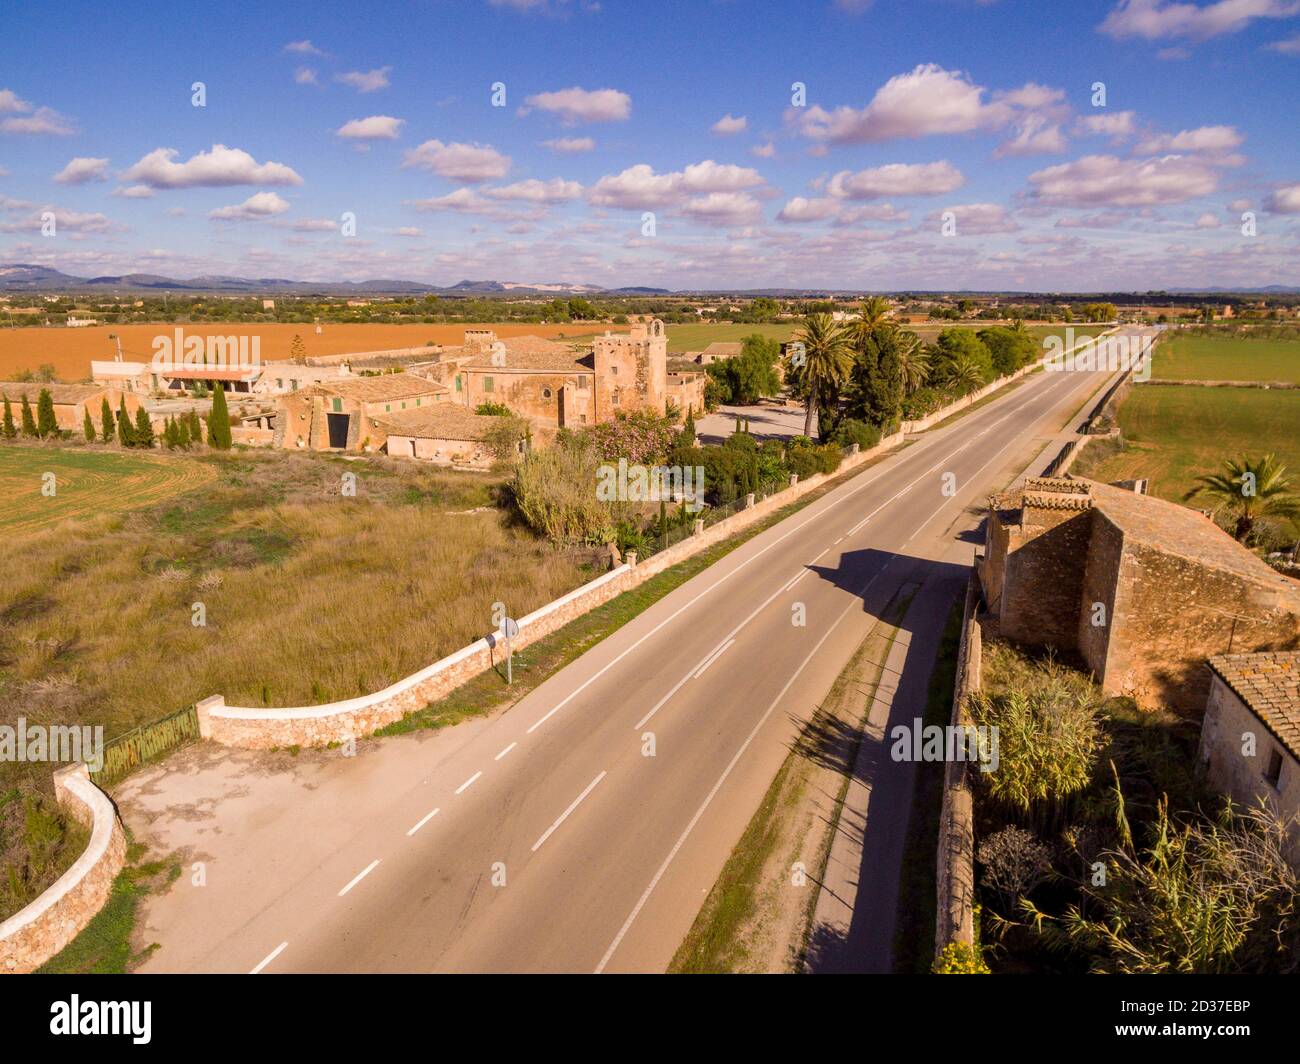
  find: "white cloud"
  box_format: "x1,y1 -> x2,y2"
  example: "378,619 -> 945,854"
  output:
1100,0 -> 1300,41
679,192 -> 763,226
402,140 -> 511,182
1,106 -> 75,136
543,136 -> 595,153
284,218 -> 338,232
523,86 -> 631,124
751,142 -> 777,158
407,188 -> 496,214
1133,124 -> 1244,154
484,178 -> 583,203
284,39 -> 327,55
995,114 -> 1068,157
1028,153 -> 1219,206
336,115 -> 405,141
112,185 -> 155,199
0,207 -> 116,233
789,64 -> 1022,143
826,160 -> 966,199
336,67 -> 392,93
209,191 -> 291,220
1195,211 -> 1222,227
1266,31 -> 1300,51
1265,183 -> 1300,212
294,67 -> 320,86
926,202 -> 1019,234
711,113 -> 747,135
395,226 -> 422,237
588,160 -> 765,209
777,196 -> 842,223
0,89 -> 32,113
1228,197 -> 1252,211
122,144 -> 303,189
54,156 -> 109,184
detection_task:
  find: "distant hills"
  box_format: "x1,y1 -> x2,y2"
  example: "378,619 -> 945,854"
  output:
0,263 -> 1295,298
0,264 -> 659,297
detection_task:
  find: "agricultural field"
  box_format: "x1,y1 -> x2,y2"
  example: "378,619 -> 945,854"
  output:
665,321 -> 1111,354
1080,384 -> 1300,539
1150,333 -> 1300,383
0,447 -> 215,534
0,447 -> 593,752
0,321 -> 628,383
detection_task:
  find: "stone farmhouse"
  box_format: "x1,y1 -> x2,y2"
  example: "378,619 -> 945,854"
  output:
0,381 -> 145,432
980,476 -> 1300,714
378,406 -> 521,470
276,373 -> 450,451
447,320 -> 704,437
92,357 -> 352,397
1199,652 -> 1300,863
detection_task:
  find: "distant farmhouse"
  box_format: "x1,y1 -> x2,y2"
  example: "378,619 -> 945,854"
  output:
92,357 -> 354,397
271,319 -> 706,464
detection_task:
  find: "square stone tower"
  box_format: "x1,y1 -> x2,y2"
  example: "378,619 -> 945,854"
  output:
593,319 -> 667,420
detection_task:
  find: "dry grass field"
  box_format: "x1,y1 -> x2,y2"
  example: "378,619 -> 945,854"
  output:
0,447 -> 592,749
0,322 -> 630,382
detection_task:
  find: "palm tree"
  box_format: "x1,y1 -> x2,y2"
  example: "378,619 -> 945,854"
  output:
1184,454 -> 1300,542
856,295 -> 893,329
936,347 -> 986,395
795,312 -> 853,439
896,330 -> 929,394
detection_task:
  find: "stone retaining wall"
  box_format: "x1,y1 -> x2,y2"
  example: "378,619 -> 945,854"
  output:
934,571 -> 982,964
0,764 -> 126,974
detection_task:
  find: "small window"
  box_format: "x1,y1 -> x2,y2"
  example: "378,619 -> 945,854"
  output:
612,391 -> 620,407
484,376 -> 494,392
385,404 -> 391,412
401,401 -> 407,409
611,365 -> 619,375
455,375 -> 462,392
543,387 -> 553,399
276,379 -> 283,389
292,380 -> 299,391
1264,748 -> 1284,789
331,398 -> 342,412
416,398 -> 421,407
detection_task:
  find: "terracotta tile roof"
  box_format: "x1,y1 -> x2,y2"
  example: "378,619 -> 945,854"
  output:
463,335 -> 594,373
1209,651 -> 1300,757
0,381 -> 105,405
371,405 -> 508,442
313,373 -> 448,402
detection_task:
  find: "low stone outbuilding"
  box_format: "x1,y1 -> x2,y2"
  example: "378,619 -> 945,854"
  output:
373,406 -> 523,469
0,381 -> 145,433
980,476 -> 1300,713
1199,651 -> 1300,864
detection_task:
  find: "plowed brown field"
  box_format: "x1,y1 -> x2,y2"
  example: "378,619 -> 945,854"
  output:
0,322 -> 628,382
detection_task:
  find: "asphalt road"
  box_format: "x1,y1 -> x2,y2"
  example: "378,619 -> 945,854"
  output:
127,335 -> 1136,974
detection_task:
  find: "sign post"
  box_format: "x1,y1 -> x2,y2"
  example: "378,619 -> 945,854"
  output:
501,617 -> 520,685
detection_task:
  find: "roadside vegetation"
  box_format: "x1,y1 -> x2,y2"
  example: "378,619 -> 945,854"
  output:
966,639 -> 1299,974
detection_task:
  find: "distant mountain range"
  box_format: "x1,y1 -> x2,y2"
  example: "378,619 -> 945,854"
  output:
0,264 -> 1296,298
0,264 -> 662,297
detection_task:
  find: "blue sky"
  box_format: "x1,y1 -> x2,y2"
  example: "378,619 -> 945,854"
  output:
2,0 -> 1299,290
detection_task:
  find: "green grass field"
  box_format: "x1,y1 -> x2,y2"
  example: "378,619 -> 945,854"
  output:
1082,384 -> 1300,538
1151,334 -> 1300,383
0,447 -> 216,534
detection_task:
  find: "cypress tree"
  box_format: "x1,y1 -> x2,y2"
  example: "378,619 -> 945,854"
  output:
100,397 -> 114,443
188,409 -> 203,446
133,406 -> 155,448
83,408 -> 95,442
36,388 -> 57,438
207,384 -> 232,449
21,394 -> 37,436
2,394 -> 15,439
116,398 -> 133,446
176,415 -> 191,449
